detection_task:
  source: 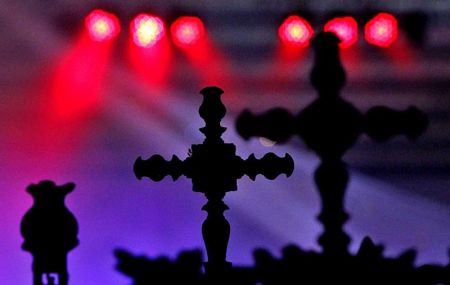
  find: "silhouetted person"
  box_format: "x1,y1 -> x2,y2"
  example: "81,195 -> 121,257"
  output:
21,181 -> 78,285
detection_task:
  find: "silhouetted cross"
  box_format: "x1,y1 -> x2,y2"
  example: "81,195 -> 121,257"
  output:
236,32 -> 427,259
134,86 -> 294,279
21,181 -> 79,285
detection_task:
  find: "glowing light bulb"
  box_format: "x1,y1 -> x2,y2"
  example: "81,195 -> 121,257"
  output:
85,9 -> 120,42
131,14 -> 165,48
278,15 -> 314,47
365,13 -> 398,48
171,16 -> 205,47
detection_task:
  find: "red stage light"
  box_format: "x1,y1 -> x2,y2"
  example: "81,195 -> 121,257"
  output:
85,9 -> 120,42
324,16 -> 358,48
278,15 -> 314,47
171,16 -> 205,47
131,14 -> 165,48
365,13 -> 398,48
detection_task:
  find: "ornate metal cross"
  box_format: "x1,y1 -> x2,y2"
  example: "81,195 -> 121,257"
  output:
21,181 -> 79,285
134,86 -> 294,279
236,32 -> 427,259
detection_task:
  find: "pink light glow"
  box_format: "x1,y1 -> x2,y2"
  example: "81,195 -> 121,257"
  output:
131,14 -> 165,48
324,16 -> 358,49
51,32 -> 114,120
365,13 -> 398,48
171,16 -> 205,47
85,9 -> 120,42
278,15 -> 314,48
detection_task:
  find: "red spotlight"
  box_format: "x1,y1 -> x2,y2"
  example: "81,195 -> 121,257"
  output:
171,16 -> 205,47
131,14 -> 165,48
365,12 -> 398,48
278,15 -> 314,47
85,9 -> 120,42
324,16 -> 358,49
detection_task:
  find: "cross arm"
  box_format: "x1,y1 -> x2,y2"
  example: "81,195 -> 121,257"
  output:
244,153 -> 294,180
364,106 -> 428,142
134,155 -> 184,182
236,108 -> 296,143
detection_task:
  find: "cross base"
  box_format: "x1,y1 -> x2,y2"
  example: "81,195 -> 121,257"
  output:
204,261 -> 232,284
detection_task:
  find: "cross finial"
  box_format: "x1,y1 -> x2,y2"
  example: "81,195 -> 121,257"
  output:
199,86 -> 227,144
310,32 -> 346,96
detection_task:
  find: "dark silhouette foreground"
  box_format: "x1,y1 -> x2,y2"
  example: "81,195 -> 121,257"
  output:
118,32 -> 447,284
20,31 -> 448,285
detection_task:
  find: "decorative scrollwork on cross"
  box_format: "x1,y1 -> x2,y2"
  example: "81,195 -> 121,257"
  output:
134,86 -> 294,280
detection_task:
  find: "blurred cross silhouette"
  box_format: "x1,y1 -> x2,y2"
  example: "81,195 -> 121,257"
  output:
134,86 -> 294,282
236,32 -> 427,259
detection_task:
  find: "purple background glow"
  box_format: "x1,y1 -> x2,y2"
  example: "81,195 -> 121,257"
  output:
0,1 -> 449,284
